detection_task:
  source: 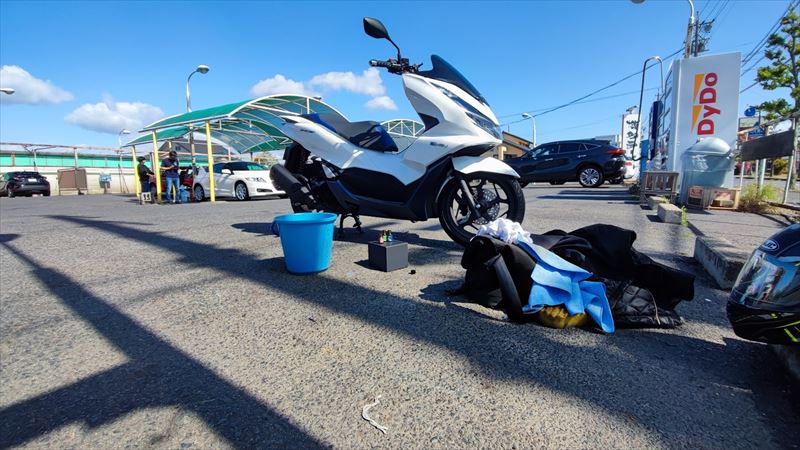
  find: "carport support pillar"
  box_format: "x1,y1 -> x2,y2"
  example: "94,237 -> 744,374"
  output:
131,146 -> 141,199
205,121 -> 216,202
189,128 -> 197,168
152,131 -> 163,203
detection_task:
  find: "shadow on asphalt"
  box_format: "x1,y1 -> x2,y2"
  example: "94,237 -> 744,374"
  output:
0,234 -> 325,449
231,222 -> 274,236
5,217 -> 799,448
336,224 -> 462,253
533,188 -> 640,203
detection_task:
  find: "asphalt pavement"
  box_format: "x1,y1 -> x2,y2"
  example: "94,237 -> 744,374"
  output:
0,184 -> 798,449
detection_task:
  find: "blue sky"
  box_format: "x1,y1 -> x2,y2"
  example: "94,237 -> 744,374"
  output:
0,0 -> 792,148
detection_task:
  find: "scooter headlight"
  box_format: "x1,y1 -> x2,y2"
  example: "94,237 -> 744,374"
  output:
437,86 -> 501,139
466,111 -> 502,139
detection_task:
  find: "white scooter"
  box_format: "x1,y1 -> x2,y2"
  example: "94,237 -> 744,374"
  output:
270,17 -> 524,245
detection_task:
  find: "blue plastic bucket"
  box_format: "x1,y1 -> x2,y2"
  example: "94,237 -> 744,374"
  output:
273,212 -> 337,273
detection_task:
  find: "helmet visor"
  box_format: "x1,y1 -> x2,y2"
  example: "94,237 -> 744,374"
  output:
730,250 -> 800,311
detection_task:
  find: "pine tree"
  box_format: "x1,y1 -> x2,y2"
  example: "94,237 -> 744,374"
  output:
756,7 -> 800,185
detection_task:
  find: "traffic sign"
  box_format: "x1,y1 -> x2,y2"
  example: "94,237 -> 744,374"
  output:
744,106 -> 757,117
748,127 -> 765,139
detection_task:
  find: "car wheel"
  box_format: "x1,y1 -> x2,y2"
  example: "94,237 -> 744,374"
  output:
193,185 -> 205,202
44,191 -> 51,196
234,182 -> 250,201
549,181 -> 566,185
578,166 -> 604,188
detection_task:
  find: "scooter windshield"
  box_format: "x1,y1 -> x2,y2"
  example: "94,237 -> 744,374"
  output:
418,55 -> 487,105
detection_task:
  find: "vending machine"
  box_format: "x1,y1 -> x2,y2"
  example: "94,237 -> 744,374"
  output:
650,52 -> 741,197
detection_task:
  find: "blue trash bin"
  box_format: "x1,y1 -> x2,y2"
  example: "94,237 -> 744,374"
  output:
273,212 -> 337,273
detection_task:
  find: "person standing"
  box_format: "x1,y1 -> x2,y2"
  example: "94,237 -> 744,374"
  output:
136,156 -> 154,205
161,150 -> 181,204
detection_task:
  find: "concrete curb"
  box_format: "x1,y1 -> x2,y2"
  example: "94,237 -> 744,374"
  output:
657,203 -> 683,224
646,195 -> 668,210
682,214 -> 799,383
692,235 -> 749,289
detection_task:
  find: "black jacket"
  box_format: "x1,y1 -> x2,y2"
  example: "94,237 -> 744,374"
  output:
137,162 -> 154,182
455,224 -> 695,329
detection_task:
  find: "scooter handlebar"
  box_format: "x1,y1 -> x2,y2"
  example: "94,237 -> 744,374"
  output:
369,58 -> 418,74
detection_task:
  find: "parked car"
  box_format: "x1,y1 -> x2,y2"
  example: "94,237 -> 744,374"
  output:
192,161 -> 285,201
622,157 -> 636,182
504,139 -> 627,188
0,171 -> 51,197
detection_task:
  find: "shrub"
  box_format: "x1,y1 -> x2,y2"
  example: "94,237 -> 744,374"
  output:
739,183 -> 781,213
772,158 -> 788,175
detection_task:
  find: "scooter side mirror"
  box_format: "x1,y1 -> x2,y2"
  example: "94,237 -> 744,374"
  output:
363,17 -> 390,40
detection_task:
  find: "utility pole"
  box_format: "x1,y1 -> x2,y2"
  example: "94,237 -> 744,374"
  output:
692,17 -> 713,56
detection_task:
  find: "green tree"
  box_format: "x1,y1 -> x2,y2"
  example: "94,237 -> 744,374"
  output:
756,7 -> 800,186
757,8 -> 800,119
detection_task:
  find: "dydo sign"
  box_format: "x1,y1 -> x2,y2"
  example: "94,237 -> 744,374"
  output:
664,52 -> 740,178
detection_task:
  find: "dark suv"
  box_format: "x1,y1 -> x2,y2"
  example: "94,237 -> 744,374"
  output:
0,171 -> 51,197
505,140 -> 626,188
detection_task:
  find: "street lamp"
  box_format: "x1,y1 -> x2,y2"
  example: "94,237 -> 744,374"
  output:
0,88 -> 14,95
186,64 -> 210,170
630,56 -> 663,164
631,0 -> 695,59
521,112 -> 537,147
186,64 -> 210,112
118,129 -> 131,148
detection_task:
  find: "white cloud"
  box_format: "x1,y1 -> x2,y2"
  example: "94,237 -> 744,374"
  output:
309,68 -> 385,96
250,74 -> 317,97
0,65 -> 74,104
65,95 -> 164,134
250,67 -> 398,113
364,95 -> 397,111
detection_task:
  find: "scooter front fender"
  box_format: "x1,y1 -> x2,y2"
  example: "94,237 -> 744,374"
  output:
451,156 -> 520,178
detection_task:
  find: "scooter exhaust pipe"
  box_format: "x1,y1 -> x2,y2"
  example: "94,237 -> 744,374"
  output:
270,164 -> 317,212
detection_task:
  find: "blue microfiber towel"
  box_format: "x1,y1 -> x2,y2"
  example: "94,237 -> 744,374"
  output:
518,241 -> 615,333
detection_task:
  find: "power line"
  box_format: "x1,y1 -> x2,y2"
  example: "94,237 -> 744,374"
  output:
741,54 -> 766,76
740,80 -> 759,93
713,0 -> 735,33
699,0 -> 724,23
498,87 -> 659,123
536,115 -> 620,137
741,0 -> 795,66
499,47 -> 682,120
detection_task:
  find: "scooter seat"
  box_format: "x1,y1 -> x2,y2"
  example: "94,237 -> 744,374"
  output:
303,113 -> 398,152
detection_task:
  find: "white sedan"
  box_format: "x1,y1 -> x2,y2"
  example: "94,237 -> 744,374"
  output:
192,161 -> 285,201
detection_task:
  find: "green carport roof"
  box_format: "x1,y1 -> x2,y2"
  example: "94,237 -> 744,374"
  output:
124,126 -> 191,147
126,95 -> 344,153
128,95 -> 346,154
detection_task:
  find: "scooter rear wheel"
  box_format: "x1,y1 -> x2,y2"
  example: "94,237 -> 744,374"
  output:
437,173 -> 526,246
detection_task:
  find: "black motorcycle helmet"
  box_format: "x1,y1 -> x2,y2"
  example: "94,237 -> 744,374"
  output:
727,223 -> 800,345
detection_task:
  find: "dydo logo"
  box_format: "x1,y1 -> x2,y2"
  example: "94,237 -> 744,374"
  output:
691,72 -> 721,136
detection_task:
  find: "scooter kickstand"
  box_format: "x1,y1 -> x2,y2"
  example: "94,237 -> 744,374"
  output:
338,214 -> 347,238
353,215 -> 363,234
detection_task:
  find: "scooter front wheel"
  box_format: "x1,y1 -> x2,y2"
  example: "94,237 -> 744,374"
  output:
437,173 -> 526,246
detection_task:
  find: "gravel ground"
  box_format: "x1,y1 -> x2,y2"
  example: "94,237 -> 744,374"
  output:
0,184 -> 798,449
